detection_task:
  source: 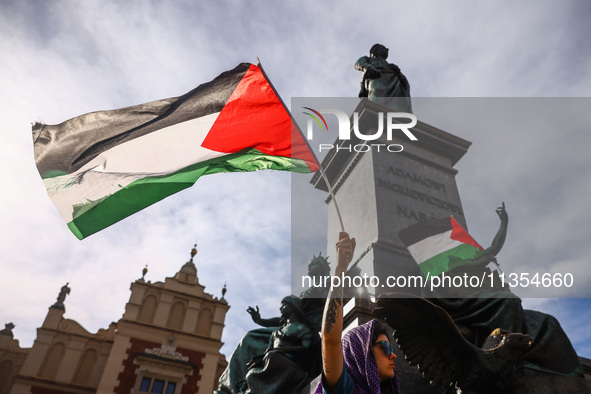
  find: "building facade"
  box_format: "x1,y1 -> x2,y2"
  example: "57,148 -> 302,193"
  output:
0,246 -> 229,394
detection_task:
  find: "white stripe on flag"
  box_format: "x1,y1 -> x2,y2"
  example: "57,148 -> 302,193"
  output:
44,112 -> 224,222
406,230 -> 463,263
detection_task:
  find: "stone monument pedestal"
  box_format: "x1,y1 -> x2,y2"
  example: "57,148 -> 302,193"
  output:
312,99 -> 471,297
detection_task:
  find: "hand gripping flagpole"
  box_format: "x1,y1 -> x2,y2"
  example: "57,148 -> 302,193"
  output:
256,58 -> 346,232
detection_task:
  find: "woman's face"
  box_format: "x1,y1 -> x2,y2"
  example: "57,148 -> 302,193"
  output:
372,334 -> 397,381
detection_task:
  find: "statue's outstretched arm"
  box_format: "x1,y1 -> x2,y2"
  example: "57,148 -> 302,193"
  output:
487,202 -> 508,257
247,306 -> 281,327
470,203 -> 508,267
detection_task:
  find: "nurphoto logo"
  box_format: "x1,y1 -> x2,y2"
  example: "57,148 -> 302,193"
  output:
302,107 -> 418,153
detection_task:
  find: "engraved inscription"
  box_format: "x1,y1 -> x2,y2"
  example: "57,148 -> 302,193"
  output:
378,178 -> 464,216
387,166 -> 447,193
396,204 -> 437,222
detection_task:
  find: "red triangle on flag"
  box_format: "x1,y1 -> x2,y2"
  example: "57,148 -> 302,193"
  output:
201,64 -> 318,171
450,216 -> 484,250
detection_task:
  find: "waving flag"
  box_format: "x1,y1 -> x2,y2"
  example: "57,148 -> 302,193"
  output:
398,216 -> 485,278
33,63 -> 318,239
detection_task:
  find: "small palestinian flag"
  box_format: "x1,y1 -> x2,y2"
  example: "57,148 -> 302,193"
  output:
33,63 -> 318,239
398,216 -> 485,278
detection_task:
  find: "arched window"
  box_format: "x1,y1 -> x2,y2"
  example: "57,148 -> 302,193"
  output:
73,348 -> 97,385
38,342 -> 65,379
166,301 -> 186,330
138,294 -> 159,323
195,308 -> 213,336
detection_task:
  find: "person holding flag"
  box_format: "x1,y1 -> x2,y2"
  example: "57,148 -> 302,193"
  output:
315,232 -> 400,394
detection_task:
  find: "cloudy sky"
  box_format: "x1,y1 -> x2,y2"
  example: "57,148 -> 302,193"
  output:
1,0 -> 591,367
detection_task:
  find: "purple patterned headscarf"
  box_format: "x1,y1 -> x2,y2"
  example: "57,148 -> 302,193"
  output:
315,319 -> 400,393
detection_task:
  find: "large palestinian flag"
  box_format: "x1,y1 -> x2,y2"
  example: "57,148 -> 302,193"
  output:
33,63 -> 318,239
398,216 -> 485,278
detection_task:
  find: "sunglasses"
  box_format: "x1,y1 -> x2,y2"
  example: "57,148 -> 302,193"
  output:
374,340 -> 394,357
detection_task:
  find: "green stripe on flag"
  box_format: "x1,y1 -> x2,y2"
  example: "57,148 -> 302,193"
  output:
67,148 -> 307,239
418,243 -> 485,278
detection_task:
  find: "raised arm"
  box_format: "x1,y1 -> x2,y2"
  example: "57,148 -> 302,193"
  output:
487,202 -> 508,257
246,306 -> 281,328
470,202 -> 509,267
321,232 -> 356,391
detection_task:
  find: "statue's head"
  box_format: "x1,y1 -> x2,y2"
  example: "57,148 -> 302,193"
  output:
280,295 -> 305,320
370,44 -> 389,59
307,253 -> 331,278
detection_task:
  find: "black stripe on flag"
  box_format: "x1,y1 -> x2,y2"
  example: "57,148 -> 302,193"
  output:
33,63 -> 251,177
398,217 -> 452,247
